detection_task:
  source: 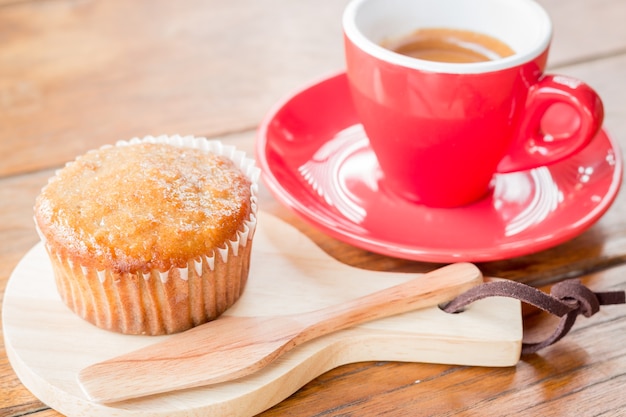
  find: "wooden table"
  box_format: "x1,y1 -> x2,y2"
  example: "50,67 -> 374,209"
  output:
1,0 -> 625,415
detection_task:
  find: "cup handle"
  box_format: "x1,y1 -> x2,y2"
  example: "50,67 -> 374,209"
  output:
496,74 -> 604,173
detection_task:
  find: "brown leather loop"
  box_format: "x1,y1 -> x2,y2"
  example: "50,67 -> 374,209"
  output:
550,280 -> 599,317
441,279 -> 625,355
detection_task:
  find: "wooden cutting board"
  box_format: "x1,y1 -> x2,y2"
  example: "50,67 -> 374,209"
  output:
2,211 -> 522,417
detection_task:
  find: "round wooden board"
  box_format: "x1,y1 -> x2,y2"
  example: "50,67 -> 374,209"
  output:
2,212 -> 522,417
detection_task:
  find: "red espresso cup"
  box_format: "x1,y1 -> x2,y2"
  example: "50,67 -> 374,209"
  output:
343,0 -> 604,207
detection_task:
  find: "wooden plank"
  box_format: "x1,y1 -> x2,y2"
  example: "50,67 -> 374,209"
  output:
0,0 -> 348,177
1,0 -> 626,177
541,0 -> 626,66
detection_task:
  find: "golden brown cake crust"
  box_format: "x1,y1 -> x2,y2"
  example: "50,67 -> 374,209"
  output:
34,142 -> 252,274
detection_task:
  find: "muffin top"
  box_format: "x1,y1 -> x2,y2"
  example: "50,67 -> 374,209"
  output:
34,142 -> 253,274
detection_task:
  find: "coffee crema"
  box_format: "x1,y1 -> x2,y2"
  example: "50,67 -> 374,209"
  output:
383,28 -> 515,63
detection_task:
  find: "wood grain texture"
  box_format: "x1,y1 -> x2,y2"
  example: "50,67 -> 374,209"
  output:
3,214 -> 521,416
0,0 -> 349,177
78,263 -> 483,403
0,0 -> 623,177
1,0 -> 626,415
257,267 -> 626,416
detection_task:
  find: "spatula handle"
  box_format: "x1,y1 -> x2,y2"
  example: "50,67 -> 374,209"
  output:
294,263 -> 482,343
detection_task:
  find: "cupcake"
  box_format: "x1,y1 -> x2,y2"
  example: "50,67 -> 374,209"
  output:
33,135 -> 259,335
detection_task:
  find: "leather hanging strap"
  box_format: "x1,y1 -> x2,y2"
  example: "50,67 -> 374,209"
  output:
441,279 -> 626,355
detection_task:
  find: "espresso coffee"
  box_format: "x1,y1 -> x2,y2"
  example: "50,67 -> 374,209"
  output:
383,28 -> 515,63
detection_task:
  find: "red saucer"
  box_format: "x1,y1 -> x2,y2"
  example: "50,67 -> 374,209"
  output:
256,72 -> 622,262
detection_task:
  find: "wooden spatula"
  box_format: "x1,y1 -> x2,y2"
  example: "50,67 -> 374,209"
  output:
78,262 -> 482,404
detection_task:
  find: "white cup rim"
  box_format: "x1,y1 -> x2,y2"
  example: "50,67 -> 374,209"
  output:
343,0 -> 553,74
